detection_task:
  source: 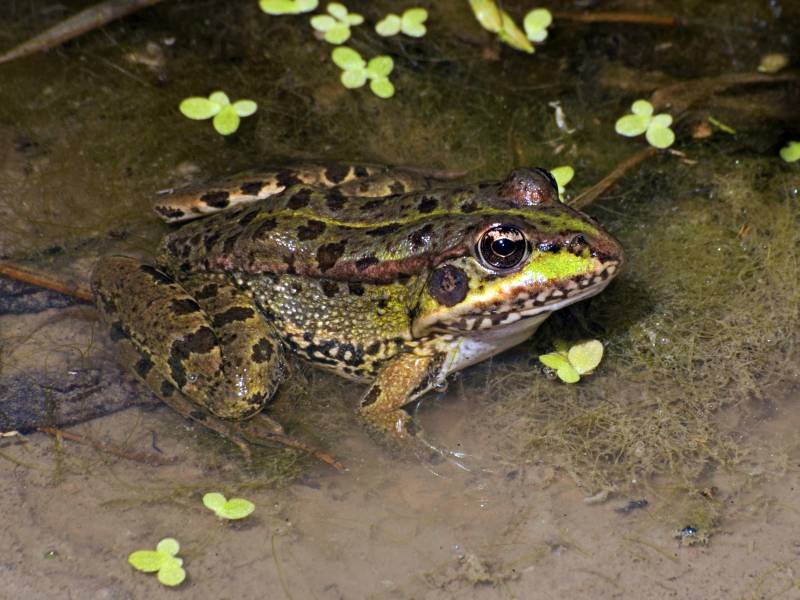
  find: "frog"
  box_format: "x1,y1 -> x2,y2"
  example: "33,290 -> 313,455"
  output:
91,163 -> 623,453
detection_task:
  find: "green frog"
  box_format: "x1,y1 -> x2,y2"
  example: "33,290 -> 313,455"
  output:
91,163 -> 623,451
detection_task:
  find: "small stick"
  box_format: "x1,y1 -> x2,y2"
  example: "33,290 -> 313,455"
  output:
0,262 -> 93,302
38,426 -> 180,466
0,0 -> 165,65
257,432 -> 345,471
569,147 -> 658,210
553,11 -> 678,26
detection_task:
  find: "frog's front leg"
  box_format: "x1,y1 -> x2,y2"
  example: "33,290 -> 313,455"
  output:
91,257 -> 286,440
358,352 -> 446,439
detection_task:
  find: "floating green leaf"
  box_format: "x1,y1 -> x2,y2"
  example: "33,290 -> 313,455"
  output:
179,91 -> 257,136
615,99 -> 675,149
539,339 -> 605,383
259,0 -> 318,15
128,538 -> 186,587
469,0 -> 502,32
523,8 -> 552,42
400,8 -> 428,37
331,47 -> 395,98
497,10 -> 534,53
375,14 -> 401,36
567,340 -> 604,375
311,2 -> 363,44
780,141 -> 800,163
203,492 -> 255,520
550,165 -> 574,200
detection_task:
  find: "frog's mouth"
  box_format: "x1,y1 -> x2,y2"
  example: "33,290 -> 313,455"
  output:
412,258 -> 621,336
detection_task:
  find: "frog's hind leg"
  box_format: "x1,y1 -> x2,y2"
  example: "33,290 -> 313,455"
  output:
91,257 -> 287,442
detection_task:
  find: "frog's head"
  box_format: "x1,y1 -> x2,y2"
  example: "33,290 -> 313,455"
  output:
411,168 -> 624,337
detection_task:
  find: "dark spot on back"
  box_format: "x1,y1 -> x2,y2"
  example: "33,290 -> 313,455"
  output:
389,181 -> 405,194
348,282 -> 365,296
140,265 -> 173,285
354,166 -> 369,177
254,217 -> 278,238
200,191 -> 230,208
321,280 -> 339,297
160,380 -> 175,397
171,298 -> 201,315
365,341 -> 380,355
195,283 -> 218,300
251,338 -> 274,363
325,163 -> 351,184
325,188 -> 347,211
109,321 -> 128,342
287,188 -> 312,209
297,219 -> 326,241
317,240 -> 347,272
355,255 -> 379,271
461,200 -> 478,213
418,196 -> 437,213
362,198 -> 387,211
365,223 -> 400,236
361,385 -> 381,407
409,223 -> 434,250
135,356 -> 153,378
276,169 -> 301,188
240,181 -> 263,195
212,306 -> 255,328
168,326 -> 216,389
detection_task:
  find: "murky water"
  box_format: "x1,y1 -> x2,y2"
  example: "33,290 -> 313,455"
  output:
2,1 -> 800,598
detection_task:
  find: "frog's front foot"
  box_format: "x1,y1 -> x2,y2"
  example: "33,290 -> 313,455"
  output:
357,351 -> 444,445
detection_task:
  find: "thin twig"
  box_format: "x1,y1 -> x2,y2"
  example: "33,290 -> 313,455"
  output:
553,11 -> 678,26
569,147 -> 658,210
38,426 -> 180,466
0,262 -> 93,302
0,0 -> 165,65
258,431 -> 345,471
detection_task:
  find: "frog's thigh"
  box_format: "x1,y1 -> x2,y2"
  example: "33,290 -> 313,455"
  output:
91,257 -> 284,420
358,352 -> 445,438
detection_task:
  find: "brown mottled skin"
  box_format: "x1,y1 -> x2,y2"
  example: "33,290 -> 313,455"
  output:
92,163 -> 623,449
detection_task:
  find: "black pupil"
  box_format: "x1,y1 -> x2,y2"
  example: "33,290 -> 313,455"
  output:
492,238 -> 516,256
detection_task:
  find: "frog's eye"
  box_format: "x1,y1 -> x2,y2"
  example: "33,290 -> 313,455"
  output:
478,225 -> 528,270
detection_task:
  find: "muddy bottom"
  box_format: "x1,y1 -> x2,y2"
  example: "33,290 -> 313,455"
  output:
1,377 -> 799,600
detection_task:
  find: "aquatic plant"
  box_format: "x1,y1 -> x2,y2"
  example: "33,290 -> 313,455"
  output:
202,492 -> 256,520
523,8 -> 553,42
128,538 -> 186,587
550,165 -> 574,200
615,99 -> 675,149
259,0 -> 318,15
780,141 -> 800,163
331,47 -> 395,98
375,8 -> 428,38
538,339 -> 604,384
310,2 -> 363,44
179,91 -> 257,136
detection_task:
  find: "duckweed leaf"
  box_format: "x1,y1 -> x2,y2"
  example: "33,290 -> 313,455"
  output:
203,492 -> 255,520
311,3 -> 362,44
341,68 -> 367,88
498,10 -> 534,53
213,105 -> 240,136
780,141 -> 800,163
259,0 -> 318,14
650,113 -> 673,128
233,99 -> 258,117
179,97 -> 221,120
631,99 -> 653,117
567,340 -> 604,375
129,538 -> 185,587
550,165 -> 574,199
367,56 -> 393,78
523,8 -> 552,42
156,538 -> 180,556
401,8 -> 428,37
469,0 -> 502,32
646,125 -> 675,149
375,14 -> 401,36
539,352 -> 580,384
331,46 -> 364,69
615,114 -> 650,137
370,78 -> 395,98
